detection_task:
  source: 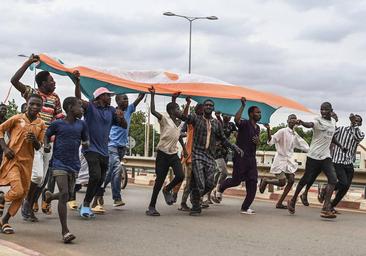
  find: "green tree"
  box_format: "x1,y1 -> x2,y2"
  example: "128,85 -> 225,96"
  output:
258,124 -> 313,152
6,99 -> 19,118
129,111 -> 160,156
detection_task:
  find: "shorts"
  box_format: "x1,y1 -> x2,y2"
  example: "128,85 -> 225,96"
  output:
52,169 -> 77,194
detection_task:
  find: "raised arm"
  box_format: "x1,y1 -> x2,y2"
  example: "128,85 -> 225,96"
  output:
171,92 -> 181,103
10,54 -> 39,95
115,109 -> 128,129
182,97 -> 191,119
235,97 -> 246,125
70,70 -> 88,109
148,87 -> 162,121
133,92 -> 145,107
264,124 -> 272,142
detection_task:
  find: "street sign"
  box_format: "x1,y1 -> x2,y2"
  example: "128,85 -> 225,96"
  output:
127,136 -> 136,149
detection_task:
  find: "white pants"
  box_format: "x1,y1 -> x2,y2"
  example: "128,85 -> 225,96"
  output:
31,146 -> 52,187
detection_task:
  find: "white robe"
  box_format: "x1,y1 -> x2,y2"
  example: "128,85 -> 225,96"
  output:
268,127 -> 309,174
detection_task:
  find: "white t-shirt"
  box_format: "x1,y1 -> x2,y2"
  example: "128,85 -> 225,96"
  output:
268,127 -> 309,174
156,114 -> 182,155
307,116 -> 336,160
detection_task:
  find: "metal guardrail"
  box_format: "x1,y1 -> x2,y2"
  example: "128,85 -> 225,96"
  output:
123,156 -> 366,186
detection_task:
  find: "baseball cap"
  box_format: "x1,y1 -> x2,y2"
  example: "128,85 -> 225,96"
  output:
93,87 -> 115,99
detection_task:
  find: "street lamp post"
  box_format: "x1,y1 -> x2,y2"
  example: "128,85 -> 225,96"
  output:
163,12 -> 218,74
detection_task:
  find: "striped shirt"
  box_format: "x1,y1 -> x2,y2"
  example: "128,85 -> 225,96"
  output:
22,85 -> 64,127
332,126 -> 365,165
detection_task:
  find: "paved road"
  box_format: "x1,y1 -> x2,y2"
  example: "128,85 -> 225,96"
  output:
1,185 -> 366,256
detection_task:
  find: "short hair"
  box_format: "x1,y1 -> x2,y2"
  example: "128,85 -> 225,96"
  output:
28,94 -> 43,103
35,71 -> 51,87
203,99 -> 214,105
63,97 -> 79,112
195,103 -> 204,111
288,114 -> 297,120
116,94 -> 127,100
166,102 -> 179,114
321,102 -> 332,109
355,114 -> 363,122
248,106 -> 259,116
0,103 -> 7,108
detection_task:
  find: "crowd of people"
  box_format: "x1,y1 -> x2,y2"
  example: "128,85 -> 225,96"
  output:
0,55 -> 364,243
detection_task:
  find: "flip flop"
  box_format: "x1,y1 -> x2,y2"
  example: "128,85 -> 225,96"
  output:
1,223 -> 15,234
63,232 -> 76,243
0,192 -> 5,217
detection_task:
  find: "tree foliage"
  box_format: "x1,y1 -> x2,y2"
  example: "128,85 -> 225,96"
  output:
129,111 -> 160,156
257,123 -> 313,152
5,99 -> 19,119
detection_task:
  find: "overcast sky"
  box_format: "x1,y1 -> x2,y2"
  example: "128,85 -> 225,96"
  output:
1,0 -> 365,128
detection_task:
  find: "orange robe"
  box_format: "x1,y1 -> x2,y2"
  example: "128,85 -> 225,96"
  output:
0,114 -> 46,216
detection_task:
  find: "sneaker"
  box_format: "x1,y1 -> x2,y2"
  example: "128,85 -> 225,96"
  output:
145,206 -> 160,216
189,206 -> 202,216
113,199 -> 126,207
240,208 -> 256,215
68,200 -> 78,210
178,203 -> 191,212
211,189 -> 222,204
300,194 -> 309,206
91,204 -> 105,214
162,188 -> 173,205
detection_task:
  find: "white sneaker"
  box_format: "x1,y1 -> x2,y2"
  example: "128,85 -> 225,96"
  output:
211,190 -> 222,204
241,208 -> 256,215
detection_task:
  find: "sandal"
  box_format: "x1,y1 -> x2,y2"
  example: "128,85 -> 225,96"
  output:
276,204 -> 288,209
63,232 -> 76,243
0,192 -> 5,217
41,200 -> 52,215
1,223 -> 15,234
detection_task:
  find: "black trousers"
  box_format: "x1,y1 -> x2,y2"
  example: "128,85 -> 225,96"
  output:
149,150 -> 184,208
331,163 -> 354,208
299,157 -> 337,187
83,152 -> 109,204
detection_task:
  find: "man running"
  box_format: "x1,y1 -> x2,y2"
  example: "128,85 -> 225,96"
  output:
259,115 -> 309,209
74,76 -> 127,218
329,113 -> 364,213
184,98 -> 243,216
0,94 -> 45,234
145,88 -> 189,216
213,97 -> 261,214
287,102 -> 347,218
92,92 -> 145,211
43,97 -> 89,243
11,54 -> 64,221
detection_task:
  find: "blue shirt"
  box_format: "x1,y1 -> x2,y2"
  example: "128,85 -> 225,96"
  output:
83,102 -> 119,156
46,119 -> 89,173
109,104 -> 136,147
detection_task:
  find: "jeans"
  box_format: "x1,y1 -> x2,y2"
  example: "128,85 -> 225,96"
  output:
102,146 -> 126,200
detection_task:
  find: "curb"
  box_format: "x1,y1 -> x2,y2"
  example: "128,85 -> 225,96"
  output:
0,239 -> 43,256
